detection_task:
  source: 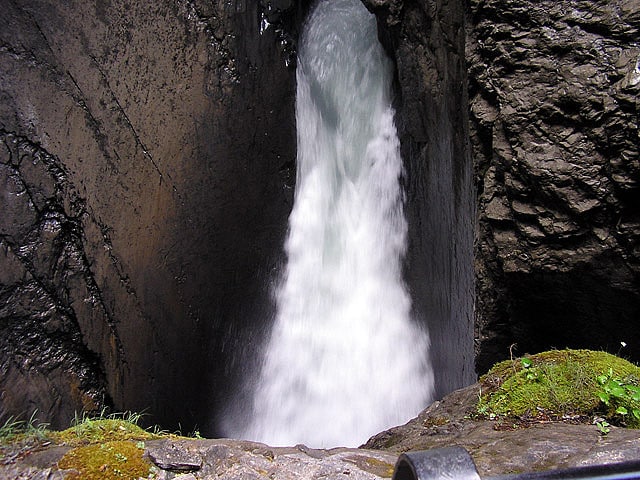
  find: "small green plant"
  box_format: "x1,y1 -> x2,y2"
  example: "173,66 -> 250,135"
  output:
0,412 -> 51,464
520,357 -> 539,381
596,369 -> 640,427
0,411 -> 49,444
595,419 -> 610,435
53,410 -> 158,447
0,417 -> 26,443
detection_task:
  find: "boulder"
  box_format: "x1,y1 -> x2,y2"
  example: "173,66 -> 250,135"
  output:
3,383 -> 640,479
0,437 -> 398,480
365,384 -> 640,476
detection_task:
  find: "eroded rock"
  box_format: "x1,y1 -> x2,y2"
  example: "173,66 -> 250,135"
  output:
469,0 -> 640,372
0,0 -> 296,433
365,384 -> 640,476
0,438 -> 398,480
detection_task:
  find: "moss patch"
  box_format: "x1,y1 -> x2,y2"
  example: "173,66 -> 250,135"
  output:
58,440 -> 154,479
478,349 -> 640,427
51,419 -> 157,447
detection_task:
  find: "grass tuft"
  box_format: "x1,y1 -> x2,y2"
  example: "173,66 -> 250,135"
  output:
51,411 -> 158,447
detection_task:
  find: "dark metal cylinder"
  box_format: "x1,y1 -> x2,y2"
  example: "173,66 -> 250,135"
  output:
392,446 -> 482,480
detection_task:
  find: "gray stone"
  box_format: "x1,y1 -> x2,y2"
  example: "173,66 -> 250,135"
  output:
143,439 -> 397,480
365,384 -> 640,477
4,385 -> 640,479
146,440 -> 203,471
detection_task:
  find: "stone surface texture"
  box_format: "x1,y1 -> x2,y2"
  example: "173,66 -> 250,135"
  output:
3,385 -> 640,479
144,439 -> 397,480
468,0 -> 640,372
365,384 -> 640,476
0,0 -> 298,432
0,439 -> 398,480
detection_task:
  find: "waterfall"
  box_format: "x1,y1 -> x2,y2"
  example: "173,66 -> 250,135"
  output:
233,0 -> 434,448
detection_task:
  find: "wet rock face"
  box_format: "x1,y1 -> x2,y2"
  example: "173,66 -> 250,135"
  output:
469,0 -> 640,372
363,0 -> 477,397
0,0 -> 296,433
0,133 -> 109,428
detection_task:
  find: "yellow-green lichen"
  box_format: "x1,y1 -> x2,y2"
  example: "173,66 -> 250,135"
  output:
477,349 -> 640,427
58,440 -> 154,480
344,455 -> 395,478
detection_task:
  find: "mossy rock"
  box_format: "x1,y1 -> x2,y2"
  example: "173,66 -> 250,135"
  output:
51,419 -> 158,447
58,440 -> 155,479
478,349 -> 640,427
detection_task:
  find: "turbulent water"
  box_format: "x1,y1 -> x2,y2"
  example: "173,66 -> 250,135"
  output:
235,0 -> 434,448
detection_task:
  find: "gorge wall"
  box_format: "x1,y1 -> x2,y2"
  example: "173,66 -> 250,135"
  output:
468,0 -> 640,372
4,0 -> 636,440
0,0 -> 297,431
1,0 -> 476,434
363,0 -> 476,397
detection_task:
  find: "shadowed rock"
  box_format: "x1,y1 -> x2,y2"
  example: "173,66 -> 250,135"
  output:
0,0 -> 296,433
468,0 -> 640,372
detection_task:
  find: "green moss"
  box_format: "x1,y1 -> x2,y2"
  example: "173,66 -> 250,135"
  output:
478,349 -> 640,427
58,440 -> 154,480
0,411 -> 190,477
52,419 -> 158,447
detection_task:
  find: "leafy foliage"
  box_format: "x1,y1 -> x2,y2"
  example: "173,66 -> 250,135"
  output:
596,369 -> 640,427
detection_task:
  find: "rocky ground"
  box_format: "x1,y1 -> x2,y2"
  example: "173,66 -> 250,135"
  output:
3,382 -> 640,479
365,384 -> 640,476
0,438 -> 398,480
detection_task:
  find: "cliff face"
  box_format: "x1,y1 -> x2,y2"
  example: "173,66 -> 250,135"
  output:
364,0 -> 477,397
3,0 -> 636,437
1,0 -> 476,432
468,0 -> 640,371
0,0 -> 296,431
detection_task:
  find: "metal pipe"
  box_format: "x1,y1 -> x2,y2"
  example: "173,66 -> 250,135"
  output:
392,447 -> 640,480
392,446 -> 481,480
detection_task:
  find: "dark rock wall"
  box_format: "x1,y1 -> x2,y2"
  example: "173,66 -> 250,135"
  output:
10,0 -> 636,437
0,133 -> 109,427
468,0 -> 640,372
0,0 -> 295,432
364,0 -> 477,398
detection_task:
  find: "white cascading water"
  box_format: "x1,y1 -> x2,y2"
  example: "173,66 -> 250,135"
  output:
237,0 -> 434,448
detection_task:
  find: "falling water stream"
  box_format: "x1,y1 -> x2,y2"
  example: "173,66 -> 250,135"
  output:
234,0 -> 434,448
